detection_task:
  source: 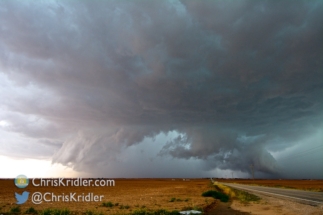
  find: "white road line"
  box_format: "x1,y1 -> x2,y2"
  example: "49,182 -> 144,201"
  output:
223,184 -> 323,205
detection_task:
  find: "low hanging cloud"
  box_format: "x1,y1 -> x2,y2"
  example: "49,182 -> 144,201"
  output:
0,0 -> 322,178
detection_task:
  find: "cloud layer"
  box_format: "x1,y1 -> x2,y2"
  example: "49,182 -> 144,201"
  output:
0,0 -> 322,178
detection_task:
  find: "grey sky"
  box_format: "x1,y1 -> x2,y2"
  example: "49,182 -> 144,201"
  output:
0,0 -> 322,178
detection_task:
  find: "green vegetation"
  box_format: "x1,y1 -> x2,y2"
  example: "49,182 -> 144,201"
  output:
131,209 -> 180,215
25,207 -> 38,214
213,182 -> 260,203
202,182 -> 260,203
38,208 -> 71,215
169,197 -> 183,202
101,201 -> 130,209
102,201 -> 114,207
10,206 -> 21,214
119,204 -> 130,209
202,190 -> 229,202
39,209 -> 51,215
84,210 -> 103,215
4,207 -> 188,215
230,188 -> 260,202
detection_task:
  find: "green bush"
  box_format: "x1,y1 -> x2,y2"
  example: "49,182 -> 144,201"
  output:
102,201 -> 114,207
10,206 -> 21,214
202,190 -> 229,202
84,210 -> 94,215
25,207 -> 38,214
169,197 -> 183,202
169,197 -> 176,202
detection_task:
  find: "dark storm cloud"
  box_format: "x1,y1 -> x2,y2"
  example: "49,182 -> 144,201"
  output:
0,0 -> 322,178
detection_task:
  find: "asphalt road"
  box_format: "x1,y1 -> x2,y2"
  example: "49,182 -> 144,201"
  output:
221,182 -> 323,206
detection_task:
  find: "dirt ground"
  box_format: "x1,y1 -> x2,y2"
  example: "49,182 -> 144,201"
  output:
215,179 -> 323,192
1,179 -> 322,214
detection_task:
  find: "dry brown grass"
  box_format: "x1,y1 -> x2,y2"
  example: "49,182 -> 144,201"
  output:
0,179 -> 214,214
216,179 -> 323,192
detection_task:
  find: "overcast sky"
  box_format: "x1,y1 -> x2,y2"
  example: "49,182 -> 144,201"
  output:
0,0 -> 322,179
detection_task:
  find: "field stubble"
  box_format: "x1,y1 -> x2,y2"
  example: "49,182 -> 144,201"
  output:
0,179 -> 214,214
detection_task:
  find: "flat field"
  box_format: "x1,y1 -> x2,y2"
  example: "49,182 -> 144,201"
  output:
0,179 -> 214,214
1,178 -> 322,214
216,179 -> 323,192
